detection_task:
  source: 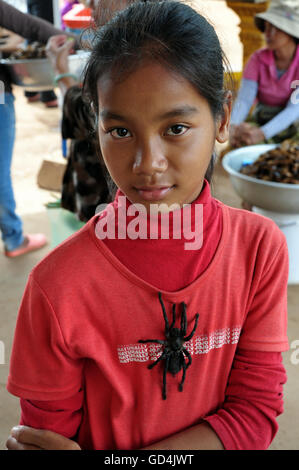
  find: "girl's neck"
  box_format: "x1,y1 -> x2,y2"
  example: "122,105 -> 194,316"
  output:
274,42 -> 297,69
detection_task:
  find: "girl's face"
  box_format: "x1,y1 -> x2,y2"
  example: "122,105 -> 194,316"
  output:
264,21 -> 295,51
97,61 -> 231,212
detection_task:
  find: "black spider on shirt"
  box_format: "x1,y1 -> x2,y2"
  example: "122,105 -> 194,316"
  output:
139,292 -> 199,400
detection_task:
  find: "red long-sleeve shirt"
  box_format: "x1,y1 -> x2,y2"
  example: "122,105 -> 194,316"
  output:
15,180 -> 287,449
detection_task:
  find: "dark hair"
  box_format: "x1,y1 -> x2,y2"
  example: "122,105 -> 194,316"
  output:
84,1 -> 231,116
93,0 -> 139,27
83,0 -> 233,183
62,86 -> 97,141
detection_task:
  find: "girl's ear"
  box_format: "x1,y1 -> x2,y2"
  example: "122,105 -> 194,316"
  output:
215,91 -> 232,144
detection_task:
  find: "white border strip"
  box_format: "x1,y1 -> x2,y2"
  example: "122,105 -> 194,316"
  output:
118,326 -> 242,364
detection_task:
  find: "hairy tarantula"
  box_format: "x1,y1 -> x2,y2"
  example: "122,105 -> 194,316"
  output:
139,292 -> 199,400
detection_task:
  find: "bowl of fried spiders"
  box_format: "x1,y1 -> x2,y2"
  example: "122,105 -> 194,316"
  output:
222,140 -> 299,214
0,42 -> 90,91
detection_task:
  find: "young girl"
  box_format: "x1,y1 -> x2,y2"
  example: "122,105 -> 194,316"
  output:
6,1 -> 289,451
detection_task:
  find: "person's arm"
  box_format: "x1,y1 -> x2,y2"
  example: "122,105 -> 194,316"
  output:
142,422 -> 224,450
230,78 -> 258,125
204,349 -> 286,450
46,35 -> 78,97
229,49 -> 262,147
7,426 -> 81,451
6,272 -> 85,449
232,123 -> 265,147
6,349 -> 285,451
144,348 -> 286,450
7,416 -> 224,450
237,92 -> 299,145
0,29 -> 23,53
261,95 -> 299,140
19,391 -> 83,440
0,0 -> 73,43
229,79 -> 259,147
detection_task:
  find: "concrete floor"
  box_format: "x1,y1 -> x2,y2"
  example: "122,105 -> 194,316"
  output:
0,1 -> 298,450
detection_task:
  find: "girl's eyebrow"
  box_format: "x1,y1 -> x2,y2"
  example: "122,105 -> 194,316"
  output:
99,110 -> 126,122
158,105 -> 199,120
99,105 -> 199,123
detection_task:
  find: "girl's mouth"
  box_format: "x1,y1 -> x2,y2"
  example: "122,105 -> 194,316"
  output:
134,185 -> 175,201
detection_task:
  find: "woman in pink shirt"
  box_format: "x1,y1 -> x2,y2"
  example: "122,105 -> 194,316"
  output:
230,0 -> 299,148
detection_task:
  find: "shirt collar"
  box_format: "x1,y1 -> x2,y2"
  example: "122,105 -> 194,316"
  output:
106,179 -> 213,240
114,178 -> 212,212
259,44 -> 299,69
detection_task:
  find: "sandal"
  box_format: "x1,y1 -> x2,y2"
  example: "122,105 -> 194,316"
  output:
5,233 -> 48,258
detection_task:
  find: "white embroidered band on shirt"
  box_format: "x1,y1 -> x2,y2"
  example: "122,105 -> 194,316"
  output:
117,326 -> 242,364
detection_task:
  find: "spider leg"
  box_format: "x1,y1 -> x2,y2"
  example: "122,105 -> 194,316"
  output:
182,347 -> 192,367
170,303 -> 176,330
138,339 -> 165,345
180,302 -> 187,336
148,350 -> 167,370
162,355 -> 170,400
179,354 -> 188,392
158,292 -> 169,334
184,313 -> 199,341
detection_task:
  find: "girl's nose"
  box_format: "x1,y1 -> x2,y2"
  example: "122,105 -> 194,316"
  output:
132,140 -> 168,176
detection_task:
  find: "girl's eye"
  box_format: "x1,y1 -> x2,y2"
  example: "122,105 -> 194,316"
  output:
110,128 -> 132,139
166,125 -> 189,136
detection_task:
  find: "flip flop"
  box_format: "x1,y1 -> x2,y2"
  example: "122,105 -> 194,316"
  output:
27,94 -> 41,103
44,100 -> 58,108
5,234 -> 48,258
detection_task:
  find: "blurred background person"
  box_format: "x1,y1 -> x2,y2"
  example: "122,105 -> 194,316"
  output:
46,34 -> 113,222
24,0 -> 58,108
44,1 -> 140,222
229,0 -> 299,148
0,0 -> 70,257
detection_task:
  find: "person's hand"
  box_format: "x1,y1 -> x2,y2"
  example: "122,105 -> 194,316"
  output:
6,425 -> 81,450
238,125 -> 265,146
229,123 -> 265,147
46,35 -> 75,76
229,124 -> 245,148
0,31 -> 23,53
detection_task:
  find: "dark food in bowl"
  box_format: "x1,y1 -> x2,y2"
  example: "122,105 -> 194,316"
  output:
8,42 -> 46,60
241,141 -> 299,184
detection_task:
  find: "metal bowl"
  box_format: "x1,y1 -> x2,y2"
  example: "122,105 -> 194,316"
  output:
222,144 -> 299,214
0,50 -> 90,91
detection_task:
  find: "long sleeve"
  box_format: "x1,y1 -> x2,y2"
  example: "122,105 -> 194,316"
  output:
204,348 -> 287,450
230,79 -> 258,125
20,391 -> 83,439
0,0 -> 64,42
20,349 -> 286,449
261,95 -> 299,139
